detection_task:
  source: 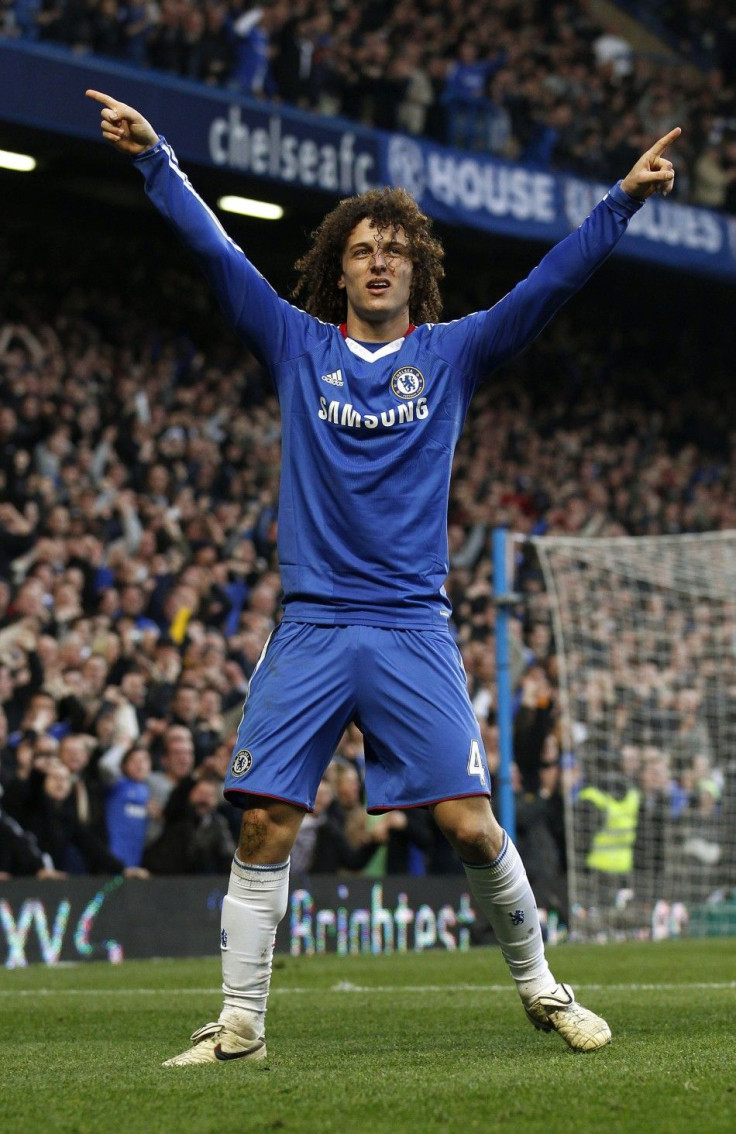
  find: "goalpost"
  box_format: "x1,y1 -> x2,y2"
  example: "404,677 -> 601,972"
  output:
523,531 -> 736,940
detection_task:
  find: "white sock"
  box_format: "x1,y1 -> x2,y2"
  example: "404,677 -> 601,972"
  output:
219,856 -> 290,1038
463,832 -> 554,1002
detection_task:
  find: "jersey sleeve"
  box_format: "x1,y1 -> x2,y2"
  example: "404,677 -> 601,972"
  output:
132,137 -> 316,368
431,182 -> 643,383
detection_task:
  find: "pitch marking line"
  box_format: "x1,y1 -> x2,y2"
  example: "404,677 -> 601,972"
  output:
1,981 -> 735,997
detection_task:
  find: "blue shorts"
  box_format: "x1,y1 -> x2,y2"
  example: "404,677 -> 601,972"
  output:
224,622 -> 491,812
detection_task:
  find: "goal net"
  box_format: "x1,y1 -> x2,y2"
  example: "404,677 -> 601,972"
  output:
529,532 -> 736,940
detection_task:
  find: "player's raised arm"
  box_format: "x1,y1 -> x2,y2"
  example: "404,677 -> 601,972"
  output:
440,128 -> 682,380
85,90 -> 158,156
620,126 -> 681,200
84,90 -> 308,366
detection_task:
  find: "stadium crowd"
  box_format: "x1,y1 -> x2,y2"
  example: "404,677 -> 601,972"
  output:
3,0 -> 736,212
624,1 -> 736,69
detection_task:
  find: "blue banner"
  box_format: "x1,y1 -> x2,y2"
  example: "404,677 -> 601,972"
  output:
2,40 -> 736,283
385,133 -> 735,280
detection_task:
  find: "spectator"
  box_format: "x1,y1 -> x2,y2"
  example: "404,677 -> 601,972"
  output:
146,724 -> 196,841
91,0 -> 126,59
123,0 -> 158,67
392,44 -> 435,136
231,4 -> 278,97
374,807 -> 436,875
290,776 -> 390,876
513,664 -> 555,793
143,776 -> 236,873
513,758 -> 569,924
271,10 -> 334,111
7,689 -> 61,749
23,759 -> 147,875
331,759 -> 366,847
675,776 -> 723,901
57,731 -> 105,836
180,6 -> 209,83
442,40 -> 497,150
103,743 -> 152,867
0,705 -> 12,780
146,0 -> 185,74
634,747 -> 673,901
0,794 -> 64,878
577,769 -> 640,904
692,134 -> 736,209
2,732 -> 58,820
592,22 -> 633,80
199,2 -> 236,87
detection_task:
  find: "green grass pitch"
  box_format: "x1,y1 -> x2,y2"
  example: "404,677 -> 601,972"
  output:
3,937 -> 735,1133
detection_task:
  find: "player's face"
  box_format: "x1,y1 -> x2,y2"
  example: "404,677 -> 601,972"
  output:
338,218 -> 413,334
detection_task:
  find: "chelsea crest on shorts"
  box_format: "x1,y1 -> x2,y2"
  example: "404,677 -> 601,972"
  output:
231,749 -> 253,777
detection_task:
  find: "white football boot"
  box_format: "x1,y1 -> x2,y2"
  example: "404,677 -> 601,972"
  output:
163,1009 -> 266,1067
524,983 -> 611,1052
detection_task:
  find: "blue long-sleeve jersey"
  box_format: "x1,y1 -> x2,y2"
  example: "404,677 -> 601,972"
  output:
134,139 -> 641,627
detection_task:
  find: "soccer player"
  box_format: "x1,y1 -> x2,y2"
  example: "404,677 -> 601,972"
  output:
87,89 -> 678,1064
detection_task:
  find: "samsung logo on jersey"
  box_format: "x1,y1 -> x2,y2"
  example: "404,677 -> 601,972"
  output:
209,107 -> 377,194
318,397 -> 428,430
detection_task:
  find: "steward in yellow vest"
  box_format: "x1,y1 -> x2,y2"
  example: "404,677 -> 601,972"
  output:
578,785 -> 640,873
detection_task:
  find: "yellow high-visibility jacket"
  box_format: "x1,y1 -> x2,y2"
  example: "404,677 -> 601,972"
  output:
579,786 -> 640,873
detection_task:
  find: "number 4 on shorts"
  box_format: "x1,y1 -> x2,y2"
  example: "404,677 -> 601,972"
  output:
467,739 -> 487,787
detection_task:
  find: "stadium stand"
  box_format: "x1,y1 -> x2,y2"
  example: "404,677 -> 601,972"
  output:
1,154 -> 735,892
0,4 -> 734,928
1,0 -> 735,212
614,0 -> 736,71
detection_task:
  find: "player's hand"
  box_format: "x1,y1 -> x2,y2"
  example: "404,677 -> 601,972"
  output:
85,90 -> 158,156
620,127 -> 681,200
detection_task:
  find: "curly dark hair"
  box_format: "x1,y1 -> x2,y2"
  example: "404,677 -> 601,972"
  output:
292,187 -> 445,325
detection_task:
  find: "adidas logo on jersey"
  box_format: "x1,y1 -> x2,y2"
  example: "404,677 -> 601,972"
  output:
321,368 -> 344,386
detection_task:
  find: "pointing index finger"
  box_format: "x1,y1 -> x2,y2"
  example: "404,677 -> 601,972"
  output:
649,126 -> 682,158
85,90 -> 118,109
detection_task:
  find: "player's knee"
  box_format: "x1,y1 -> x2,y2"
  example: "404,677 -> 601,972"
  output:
238,809 -> 271,859
237,797 -> 304,862
450,821 -> 496,862
435,801 -> 504,863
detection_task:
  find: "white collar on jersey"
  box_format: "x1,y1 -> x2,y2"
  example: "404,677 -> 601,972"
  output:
337,323 -> 416,363
343,335 -> 406,362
